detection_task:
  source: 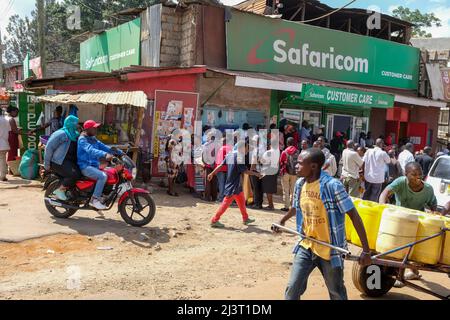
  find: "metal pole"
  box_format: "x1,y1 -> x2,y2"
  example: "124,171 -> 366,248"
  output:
37,0 -> 46,78
271,223 -> 352,255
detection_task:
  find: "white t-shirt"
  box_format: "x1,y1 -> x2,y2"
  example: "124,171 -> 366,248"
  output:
342,148 -> 364,179
0,116 -> 11,151
363,147 -> 390,184
398,150 -> 415,173
324,154 -> 337,177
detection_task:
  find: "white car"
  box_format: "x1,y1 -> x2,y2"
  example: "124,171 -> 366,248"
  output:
425,155 -> 450,211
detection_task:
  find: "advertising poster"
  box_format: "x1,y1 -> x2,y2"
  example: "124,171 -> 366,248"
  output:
152,90 -> 199,177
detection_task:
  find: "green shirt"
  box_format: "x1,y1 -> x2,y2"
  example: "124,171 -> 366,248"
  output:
387,176 -> 437,211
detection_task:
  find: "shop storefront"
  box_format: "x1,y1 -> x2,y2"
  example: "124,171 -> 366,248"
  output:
24,66 -> 206,179
271,84 -> 395,141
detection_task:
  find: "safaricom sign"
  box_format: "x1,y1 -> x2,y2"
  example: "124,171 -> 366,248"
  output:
226,11 -> 420,90
273,40 -> 369,74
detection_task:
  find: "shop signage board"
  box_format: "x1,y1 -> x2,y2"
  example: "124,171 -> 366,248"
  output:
80,18 -> 141,72
18,92 -> 43,151
227,11 -> 420,90
301,84 -> 395,108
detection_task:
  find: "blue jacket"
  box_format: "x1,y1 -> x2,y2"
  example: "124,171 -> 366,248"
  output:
77,135 -> 114,170
44,130 -> 72,170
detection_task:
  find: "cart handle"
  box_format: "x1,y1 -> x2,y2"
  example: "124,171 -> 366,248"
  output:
271,223 -> 353,256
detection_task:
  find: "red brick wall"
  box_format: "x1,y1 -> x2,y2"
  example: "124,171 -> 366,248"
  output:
369,108 -> 387,140
409,106 -> 440,151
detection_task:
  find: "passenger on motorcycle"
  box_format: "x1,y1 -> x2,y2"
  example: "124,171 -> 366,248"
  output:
77,120 -> 122,210
44,115 -> 82,201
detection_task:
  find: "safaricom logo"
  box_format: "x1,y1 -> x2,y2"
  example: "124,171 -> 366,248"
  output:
247,29 -> 369,74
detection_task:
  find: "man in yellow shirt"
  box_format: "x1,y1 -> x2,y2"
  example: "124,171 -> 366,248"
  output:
276,148 -> 371,300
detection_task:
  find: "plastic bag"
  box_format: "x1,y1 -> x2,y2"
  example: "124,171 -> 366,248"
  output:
19,149 -> 39,180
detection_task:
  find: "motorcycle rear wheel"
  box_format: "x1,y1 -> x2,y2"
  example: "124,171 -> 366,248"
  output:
44,180 -> 78,219
119,193 -> 155,227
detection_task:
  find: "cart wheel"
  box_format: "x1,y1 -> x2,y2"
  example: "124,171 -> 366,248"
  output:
352,250 -> 398,298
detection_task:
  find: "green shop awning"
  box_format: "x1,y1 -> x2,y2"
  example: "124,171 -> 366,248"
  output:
295,84 -> 395,109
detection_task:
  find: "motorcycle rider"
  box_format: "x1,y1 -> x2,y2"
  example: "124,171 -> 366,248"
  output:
77,120 -> 122,210
44,115 -> 82,200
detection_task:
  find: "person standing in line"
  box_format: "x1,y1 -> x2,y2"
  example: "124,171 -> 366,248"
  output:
260,140 -> 280,211
330,131 -> 345,165
5,106 -> 23,163
207,140 -> 260,228
341,140 -> 364,198
215,136 -> 232,203
386,149 -> 403,185
249,135 -> 265,209
31,105 -> 64,136
0,108 -> 11,182
358,132 -> 366,149
300,121 -> 310,144
313,139 -> 337,177
361,138 -> 390,201
365,132 -> 374,148
274,148 -> 371,300
300,139 -> 309,151
280,137 -> 300,212
398,142 -> 415,174
415,146 -> 434,177
202,132 -> 218,202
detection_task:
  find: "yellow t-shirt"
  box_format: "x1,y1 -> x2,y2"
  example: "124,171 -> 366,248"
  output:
300,179 -> 331,260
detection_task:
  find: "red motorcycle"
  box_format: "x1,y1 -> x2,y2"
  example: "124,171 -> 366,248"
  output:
43,153 -> 155,227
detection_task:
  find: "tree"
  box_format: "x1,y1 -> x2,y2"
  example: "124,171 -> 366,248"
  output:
3,0 -> 162,64
392,6 -> 442,38
3,15 -> 38,63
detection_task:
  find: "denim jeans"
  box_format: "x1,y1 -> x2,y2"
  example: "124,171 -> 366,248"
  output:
285,246 -> 348,300
216,171 -> 227,202
81,166 -> 107,199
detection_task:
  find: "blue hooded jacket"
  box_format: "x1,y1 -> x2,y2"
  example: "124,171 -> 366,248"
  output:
77,135 -> 115,170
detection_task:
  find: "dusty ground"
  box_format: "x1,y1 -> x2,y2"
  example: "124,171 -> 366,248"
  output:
0,178 -> 449,300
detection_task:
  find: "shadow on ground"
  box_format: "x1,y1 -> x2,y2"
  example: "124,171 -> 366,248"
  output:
50,216 -> 170,248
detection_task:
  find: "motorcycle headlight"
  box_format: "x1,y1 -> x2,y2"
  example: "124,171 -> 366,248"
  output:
132,168 -> 137,180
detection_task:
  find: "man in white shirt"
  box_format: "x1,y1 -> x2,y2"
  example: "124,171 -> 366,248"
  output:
398,143 -> 415,174
341,140 -> 364,197
313,139 -> 337,177
0,109 -> 11,182
362,138 -> 390,201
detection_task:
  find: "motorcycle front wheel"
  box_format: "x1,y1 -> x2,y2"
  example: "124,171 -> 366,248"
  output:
44,180 -> 78,219
118,193 -> 156,227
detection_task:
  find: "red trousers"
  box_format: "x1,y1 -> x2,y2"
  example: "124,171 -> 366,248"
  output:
211,192 -> 249,223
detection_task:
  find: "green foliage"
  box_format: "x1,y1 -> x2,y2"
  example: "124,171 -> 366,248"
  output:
392,6 -> 442,38
3,0 -> 160,64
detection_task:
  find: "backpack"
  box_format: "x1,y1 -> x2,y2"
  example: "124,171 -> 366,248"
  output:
286,150 -> 300,175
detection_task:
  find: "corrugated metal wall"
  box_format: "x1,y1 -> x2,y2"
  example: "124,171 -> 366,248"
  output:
141,4 -> 162,67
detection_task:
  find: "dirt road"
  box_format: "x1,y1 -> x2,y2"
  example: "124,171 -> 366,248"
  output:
0,182 -> 449,300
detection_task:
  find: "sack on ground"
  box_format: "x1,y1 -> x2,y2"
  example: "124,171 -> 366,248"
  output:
19,149 -> 39,180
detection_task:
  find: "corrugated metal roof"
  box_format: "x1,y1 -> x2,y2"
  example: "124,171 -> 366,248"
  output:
38,91 -> 148,108
235,0 -> 267,15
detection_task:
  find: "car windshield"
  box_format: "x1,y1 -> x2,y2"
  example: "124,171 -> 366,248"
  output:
429,157 -> 450,180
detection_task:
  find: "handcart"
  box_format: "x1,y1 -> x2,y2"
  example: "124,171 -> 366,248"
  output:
272,223 -> 450,300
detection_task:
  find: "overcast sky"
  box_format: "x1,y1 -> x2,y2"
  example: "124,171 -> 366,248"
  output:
1,0 -> 449,43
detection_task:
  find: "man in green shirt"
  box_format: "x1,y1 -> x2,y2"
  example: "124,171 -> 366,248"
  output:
379,161 -> 438,286
379,162 -> 437,212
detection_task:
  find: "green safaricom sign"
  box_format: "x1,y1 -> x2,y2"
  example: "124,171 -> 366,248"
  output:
301,84 -> 395,108
80,18 -> 141,72
226,11 -> 420,90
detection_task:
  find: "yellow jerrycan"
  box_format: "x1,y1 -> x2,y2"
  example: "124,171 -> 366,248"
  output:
351,200 -> 385,250
376,207 -> 420,259
346,197 -> 361,242
440,216 -> 450,265
411,214 -> 445,265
